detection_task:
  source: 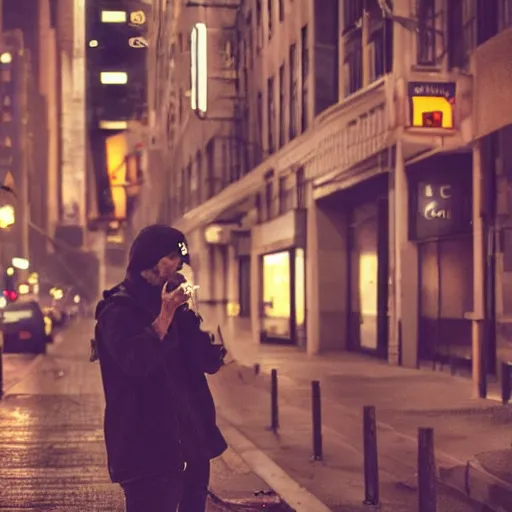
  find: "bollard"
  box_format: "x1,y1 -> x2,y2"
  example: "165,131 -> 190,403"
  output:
363,405 -> 379,505
501,362 -> 511,405
269,369 -> 279,431
0,335 -> 3,400
311,380 -> 323,461
418,427 -> 437,512
254,363 -> 261,376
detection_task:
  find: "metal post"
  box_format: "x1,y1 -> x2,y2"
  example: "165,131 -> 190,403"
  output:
311,380 -> 323,461
270,368 -> 279,431
418,427 -> 437,512
363,405 -> 379,505
501,362 -> 511,405
0,332 -> 3,399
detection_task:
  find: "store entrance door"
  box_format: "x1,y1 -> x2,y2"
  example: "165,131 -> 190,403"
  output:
260,250 -> 294,343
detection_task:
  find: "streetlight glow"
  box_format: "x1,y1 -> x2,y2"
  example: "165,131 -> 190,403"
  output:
0,52 -> 12,64
0,204 -> 15,228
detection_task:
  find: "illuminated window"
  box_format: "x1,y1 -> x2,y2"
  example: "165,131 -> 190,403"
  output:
190,23 -> 207,116
101,11 -> 127,23
100,72 -> 128,85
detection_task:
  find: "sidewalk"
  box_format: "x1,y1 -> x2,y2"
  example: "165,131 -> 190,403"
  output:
201,306 -> 512,512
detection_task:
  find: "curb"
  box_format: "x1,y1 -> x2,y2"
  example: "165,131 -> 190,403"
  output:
218,415 -> 332,512
439,459 -> 512,512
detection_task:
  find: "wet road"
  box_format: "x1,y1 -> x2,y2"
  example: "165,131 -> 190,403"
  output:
0,319 -> 289,511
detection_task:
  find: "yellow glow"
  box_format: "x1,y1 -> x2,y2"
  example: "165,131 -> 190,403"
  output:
295,249 -> 305,327
28,272 -> 39,285
101,10 -> 127,23
0,296 -> 6,309
12,257 -> 29,270
227,302 -> 240,317
411,96 -> 454,128
100,72 -> 128,85
89,40 -> 99,48
44,316 -> 52,336
359,253 -> 378,316
6,266 -> 14,276
130,10 -> 146,25
18,284 -> 29,295
262,252 -> 290,319
190,23 -> 207,115
105,133 -> 127,219
0,204 -> 15,228
0,52 -> 12,64
99,120 -> 128,130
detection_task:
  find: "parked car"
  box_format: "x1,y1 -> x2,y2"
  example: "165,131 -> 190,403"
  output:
1,299 -> 53,354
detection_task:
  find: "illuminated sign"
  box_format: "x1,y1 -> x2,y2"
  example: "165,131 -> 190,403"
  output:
101,11 -> 127,23
421,184 -> 452,220
190,23 -> 208,117
130,11 -> 146,25
105,133 -> 127,220
128,36 -> 148,48
408,82 -> 456,129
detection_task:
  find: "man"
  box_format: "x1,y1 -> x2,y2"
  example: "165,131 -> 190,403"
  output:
94,224 -> 228,512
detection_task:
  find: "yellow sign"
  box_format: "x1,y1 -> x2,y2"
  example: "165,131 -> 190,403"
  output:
105,133 -> 127,220
130,11 -> 146,25
408,82 -> 456,129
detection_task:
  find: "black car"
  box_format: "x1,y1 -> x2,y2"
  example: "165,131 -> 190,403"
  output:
1,299 -> 53,354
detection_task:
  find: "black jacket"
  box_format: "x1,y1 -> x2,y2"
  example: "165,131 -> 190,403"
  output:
95,277 -> 228,483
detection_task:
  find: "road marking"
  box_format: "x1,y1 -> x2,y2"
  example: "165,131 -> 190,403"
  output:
219,418 -> 332,512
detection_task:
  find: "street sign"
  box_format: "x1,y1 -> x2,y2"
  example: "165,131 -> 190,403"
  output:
128,37 -> 148,48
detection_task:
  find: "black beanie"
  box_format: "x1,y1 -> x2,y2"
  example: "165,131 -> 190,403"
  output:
127,224 -> 190,273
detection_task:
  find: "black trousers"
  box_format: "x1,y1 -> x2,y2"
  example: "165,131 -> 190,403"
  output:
121,460 -> 210,512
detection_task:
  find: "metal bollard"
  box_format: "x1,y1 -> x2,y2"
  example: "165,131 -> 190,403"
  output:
311,380 -> 323,461
418,427 -> 437,512
501,362 -> 511,405
0,335 -> 3,400
254,363 -> 261,376
363,405 -> 379,505
269,369 -> 279,431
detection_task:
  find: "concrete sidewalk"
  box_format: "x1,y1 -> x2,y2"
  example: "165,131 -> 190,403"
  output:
201,307 -> 512,512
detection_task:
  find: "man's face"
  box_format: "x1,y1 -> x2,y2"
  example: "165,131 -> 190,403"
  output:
155,253 -> 183,285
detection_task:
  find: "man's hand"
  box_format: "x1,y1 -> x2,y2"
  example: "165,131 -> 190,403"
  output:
152,282 -> 191,339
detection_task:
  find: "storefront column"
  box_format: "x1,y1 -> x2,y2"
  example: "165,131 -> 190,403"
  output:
392,140 -> 419,367
306,199 -> 320,355
471,141 -> 486,397
226,244 -> 239,312
250,246 -> 260,345
306,196 -> 349,355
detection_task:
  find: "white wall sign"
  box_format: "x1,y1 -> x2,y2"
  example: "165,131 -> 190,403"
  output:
128,36 -> 148,48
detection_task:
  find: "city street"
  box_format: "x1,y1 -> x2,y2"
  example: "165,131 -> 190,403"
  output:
0,319 -> 289,511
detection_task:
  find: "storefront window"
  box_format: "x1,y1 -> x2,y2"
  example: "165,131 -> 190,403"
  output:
351,203 -> 379,350
262,251 -> 291,340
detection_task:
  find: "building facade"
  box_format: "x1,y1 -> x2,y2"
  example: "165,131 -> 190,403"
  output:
150,0 -> 512,393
